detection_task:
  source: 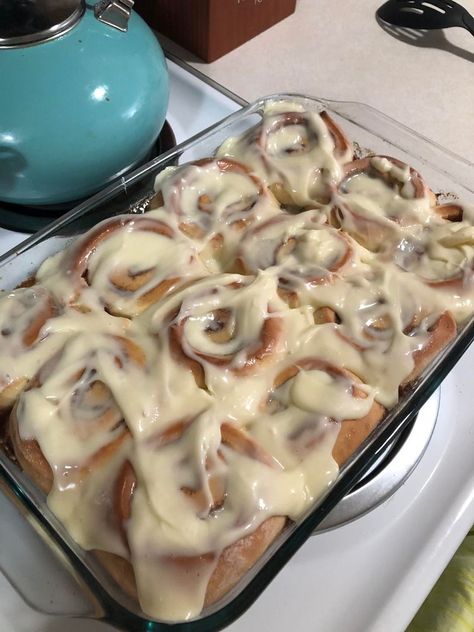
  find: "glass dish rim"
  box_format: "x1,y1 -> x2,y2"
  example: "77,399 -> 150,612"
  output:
0,92 -> 473,632
2,91 -> 473,268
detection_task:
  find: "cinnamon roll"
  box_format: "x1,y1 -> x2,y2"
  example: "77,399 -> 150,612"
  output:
395,216 -> 474,291
217,101 -> 352,207
331,156 -> 438,252
108,416 -> 286,619
37,215 -> 207,317
150,158 -> 281,269
288,263 -> 458,407
402,310 -> 457,387
9,333 -> 146,493
265,358 -> 385,466
161,274 -> 287,389
235,210 -> 358,306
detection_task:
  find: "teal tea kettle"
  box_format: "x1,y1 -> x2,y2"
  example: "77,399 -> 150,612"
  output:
0,0 -> 169,206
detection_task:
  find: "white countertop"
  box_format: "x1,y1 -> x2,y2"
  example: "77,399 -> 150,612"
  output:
159,0 -> 474,164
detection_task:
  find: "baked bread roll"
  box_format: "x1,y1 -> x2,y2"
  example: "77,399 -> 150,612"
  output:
149,158 -> 281,270
38,215 -> 211,318
217,102 -> 353,207
330,156 -> 438,252
234,210 -> 359,307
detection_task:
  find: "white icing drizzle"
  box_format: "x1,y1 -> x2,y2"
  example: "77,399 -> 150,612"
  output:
289,369 -> 375,419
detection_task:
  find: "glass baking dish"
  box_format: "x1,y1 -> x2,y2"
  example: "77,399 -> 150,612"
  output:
0,94 -> 473,631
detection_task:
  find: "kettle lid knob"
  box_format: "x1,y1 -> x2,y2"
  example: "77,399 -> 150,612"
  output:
94,0 -> 134,32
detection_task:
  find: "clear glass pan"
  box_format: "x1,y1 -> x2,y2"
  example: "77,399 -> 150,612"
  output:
0,94 -> 473,631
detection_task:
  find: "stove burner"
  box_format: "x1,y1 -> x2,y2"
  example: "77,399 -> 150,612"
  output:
314,391 -> 440,532
0,120 -> 177,234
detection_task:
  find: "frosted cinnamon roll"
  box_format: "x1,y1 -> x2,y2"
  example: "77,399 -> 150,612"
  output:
37,215 -> 207,317
0,286 -> 60,411
331,156 -> 437,252
402,310 -> 457,386
235,210 -> 358,306
289,265 -> 457,406
150,158 -> 281,269
217,101 -> 352,207
334,300 -> 457,389
394,213 -> 474,292
261,358 -> 385,467
9,332 -> 146,494
108,416 -> 286,619
163,275 -> 285,389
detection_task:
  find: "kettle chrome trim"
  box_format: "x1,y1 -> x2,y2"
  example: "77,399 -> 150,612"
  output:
0,0 -> 85,49
94,0 -> 134,32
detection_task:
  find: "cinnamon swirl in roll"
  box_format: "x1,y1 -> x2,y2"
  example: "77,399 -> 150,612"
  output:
218,101 -> 352,207
150,158 -> 281,269
235,210 -> 364,306
37,215 -> 208,317
147,272 -> 313,397
331,156 -> 438,252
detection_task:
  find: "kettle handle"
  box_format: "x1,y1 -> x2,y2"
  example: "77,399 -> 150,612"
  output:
94,0 -> 134,32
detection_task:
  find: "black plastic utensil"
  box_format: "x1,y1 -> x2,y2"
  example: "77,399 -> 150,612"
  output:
377,0 -> 474,36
